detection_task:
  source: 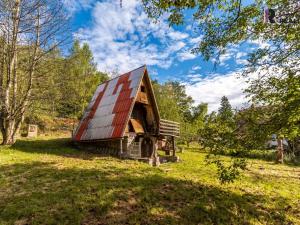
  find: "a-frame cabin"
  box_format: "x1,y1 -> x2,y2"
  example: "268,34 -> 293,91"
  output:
73,65 -> 176,165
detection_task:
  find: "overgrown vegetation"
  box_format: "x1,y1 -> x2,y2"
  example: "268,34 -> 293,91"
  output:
0,136 -> 299,225
143,0 -> 300,181
153,81 -> 300,182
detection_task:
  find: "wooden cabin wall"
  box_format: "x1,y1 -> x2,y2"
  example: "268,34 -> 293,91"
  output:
133,78 -> 158,133
145,105 -> 156,128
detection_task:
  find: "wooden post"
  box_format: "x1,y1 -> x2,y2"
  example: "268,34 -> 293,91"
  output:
276,138 -> 284,163
120,139 -> 123,157
172,136 -> 175,157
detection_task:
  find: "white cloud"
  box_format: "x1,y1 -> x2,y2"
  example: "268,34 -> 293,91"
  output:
75,0 -> 190,73
187,74 -> 201,78
187,65 -> 202,74
168,41 -> 186,52
178,51 -> 197,61
186,25 -> 192,31
219,52 -> 233,65
236,58 -> 249,65
236,52 -> 247,58
189,36 -> 203,44
63,0 -> 95,14
185,71 -> 248,113
210,44 -> 251,66
168,31 -> 189,40
186,73 -> 203,82
192,65 -> 201,70
217,46 -> 241,66
235,51 -> 249,65
248,39 -> 270,49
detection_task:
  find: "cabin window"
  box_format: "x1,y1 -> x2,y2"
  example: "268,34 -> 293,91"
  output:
141,86 -> 146,93
128,122 -> 134,132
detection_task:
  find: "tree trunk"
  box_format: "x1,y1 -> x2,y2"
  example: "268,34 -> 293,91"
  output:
1,119 -> 16,145
0,0 -> 21,145
2,132 -> 16,145
276,138 -> 284,163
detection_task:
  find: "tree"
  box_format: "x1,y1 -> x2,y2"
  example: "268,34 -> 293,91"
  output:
198,98 -> 247,183
218,96 -> 234,122
234,105 -> 271,150
152,81 -> 182,122
182,103 -> 208,147
200,98 -> 237,153
142,0 -> 299,71
28,48 -> 64,118
25,40 -> 109,120
142,0 -> 300,165
0,0 -> 69,144
246,70 -> 300,162
165,81 -> 194,120
57,40 -> 108,118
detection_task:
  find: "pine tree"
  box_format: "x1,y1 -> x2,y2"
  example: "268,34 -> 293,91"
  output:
218,96 -> 233,122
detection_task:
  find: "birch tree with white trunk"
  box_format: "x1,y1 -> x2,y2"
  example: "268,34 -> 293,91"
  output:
0,0 -> 69,145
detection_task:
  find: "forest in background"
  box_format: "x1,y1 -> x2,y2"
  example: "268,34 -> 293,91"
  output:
10,37 -> 297,183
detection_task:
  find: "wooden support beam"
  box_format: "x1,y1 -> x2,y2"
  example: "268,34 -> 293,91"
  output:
160,119 -> 180,125
160,127 -> 180,132
160,123 -> 180,128
159,132 -> 180,137
172,136 -> 175,157
120,139 -> 123,155
160,129 -> 180,134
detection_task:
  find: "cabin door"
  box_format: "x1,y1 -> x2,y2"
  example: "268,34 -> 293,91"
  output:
141,137 -> 153,158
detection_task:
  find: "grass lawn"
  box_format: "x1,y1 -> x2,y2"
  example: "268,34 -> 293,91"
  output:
0,136 -> 300,225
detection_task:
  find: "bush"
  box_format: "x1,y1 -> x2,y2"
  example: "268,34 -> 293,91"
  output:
23,115 -> 78,133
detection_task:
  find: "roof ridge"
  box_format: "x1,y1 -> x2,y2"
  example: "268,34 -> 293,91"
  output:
101,65 -> 146,85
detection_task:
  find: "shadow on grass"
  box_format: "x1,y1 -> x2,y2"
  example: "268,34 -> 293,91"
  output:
0,162 -> 297,225
10,138 -> 103,160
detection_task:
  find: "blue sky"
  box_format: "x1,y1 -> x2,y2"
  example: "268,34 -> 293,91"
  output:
63,0 -> 265,112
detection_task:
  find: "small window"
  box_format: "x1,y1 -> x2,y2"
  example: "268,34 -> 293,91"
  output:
141,86 -> 146,93
128,122 -> 134,132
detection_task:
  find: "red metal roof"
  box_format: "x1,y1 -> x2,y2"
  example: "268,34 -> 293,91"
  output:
73,65 -> 147,141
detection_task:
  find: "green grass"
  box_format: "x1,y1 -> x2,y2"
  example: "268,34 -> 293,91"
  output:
0,137 -> 300,225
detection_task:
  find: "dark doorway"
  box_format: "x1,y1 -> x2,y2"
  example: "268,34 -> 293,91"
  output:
141,137 -> 153,158
131,103 -> 148,131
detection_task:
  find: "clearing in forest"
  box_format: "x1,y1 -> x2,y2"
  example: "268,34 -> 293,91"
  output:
0,137 -> 299,225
